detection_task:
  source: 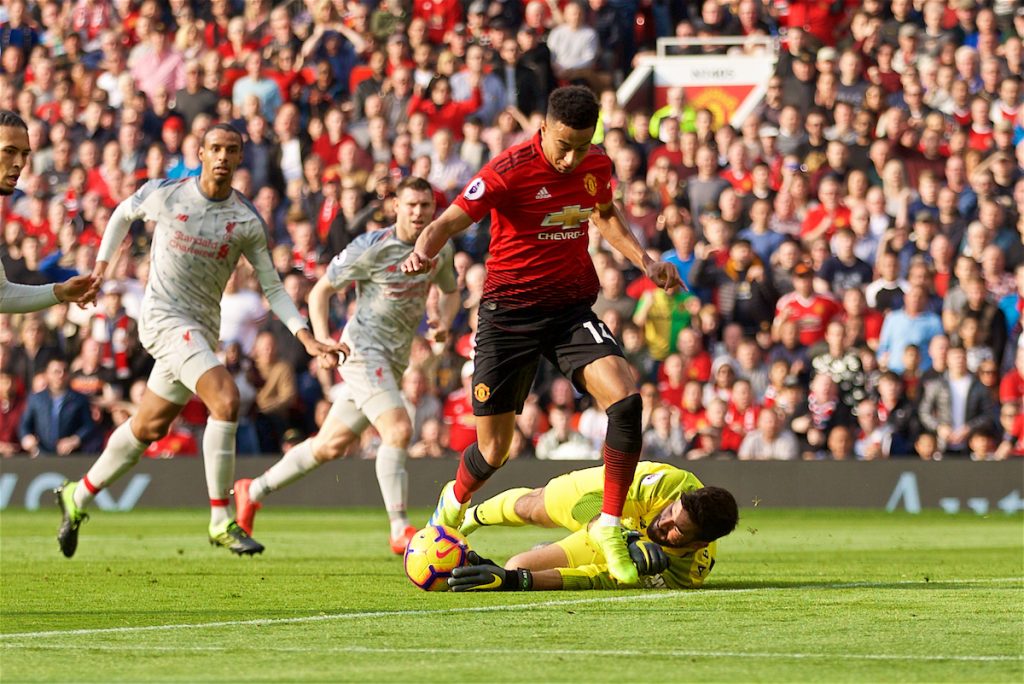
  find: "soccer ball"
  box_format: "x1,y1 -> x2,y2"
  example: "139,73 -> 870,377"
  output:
403,525 -> 470,591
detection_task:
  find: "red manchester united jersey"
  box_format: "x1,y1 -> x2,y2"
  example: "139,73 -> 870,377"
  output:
453,131 -> 613,310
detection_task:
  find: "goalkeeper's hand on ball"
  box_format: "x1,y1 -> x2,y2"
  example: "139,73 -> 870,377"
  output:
448,551 -> 533,592
625,532 -> 669,576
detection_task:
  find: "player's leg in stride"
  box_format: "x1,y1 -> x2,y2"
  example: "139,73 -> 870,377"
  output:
54,386 -> 192,556
237,394 -> 416,554
190,365 -> 263,555
371,407 -> 417,553
576,356 -> 645,585
429,412 -> 516,530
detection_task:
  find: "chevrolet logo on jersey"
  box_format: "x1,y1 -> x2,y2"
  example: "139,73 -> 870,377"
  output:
541,205 -> 593,229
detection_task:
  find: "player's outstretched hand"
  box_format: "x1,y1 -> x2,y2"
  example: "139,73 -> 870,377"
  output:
647,261 -> 684,294
401,251 -> 436,275
448,551 -> 533,592
625,532 -> 669,576
55,274 -> 102,306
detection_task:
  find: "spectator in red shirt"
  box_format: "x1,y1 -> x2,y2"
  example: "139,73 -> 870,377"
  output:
725,379 -> 760,435
966,96 -> 994,152
1000,348 -> 1024,406
687,397 -> 742,459
676,327 -> 712,383
413,0 -> 463,45
442,360 -> 477,453
678,379 -> 705,442
647,117 -> 684,174
407,75 -> 482,140
0,370 -> 25,457
800,175 -> 851,242
720,140 -> 753,195
656,353 -> 686,409
784,0 -> 846,47
774,262 -> 843,347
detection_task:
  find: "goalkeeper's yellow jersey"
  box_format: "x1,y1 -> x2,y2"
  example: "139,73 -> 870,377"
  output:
545,462 -> 717,590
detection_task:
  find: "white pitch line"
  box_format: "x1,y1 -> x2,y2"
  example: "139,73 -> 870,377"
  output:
1,576 -> 1020,641
1,642 -> 1020,664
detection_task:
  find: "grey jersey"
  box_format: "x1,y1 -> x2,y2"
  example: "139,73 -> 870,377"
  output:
99,178 -> 306,360
326,227 -> 456,364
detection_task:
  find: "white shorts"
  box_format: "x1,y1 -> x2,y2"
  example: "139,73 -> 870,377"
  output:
329,354 -> 407,431
145,328 -> 222,405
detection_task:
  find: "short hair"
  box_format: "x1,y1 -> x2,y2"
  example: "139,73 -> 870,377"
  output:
878,370 -> 902,385
0,109 -> 27,131
396,175 -> 433,195
681,486 -> 739,543
547,85 -> 600,130
201,122 -> 243,146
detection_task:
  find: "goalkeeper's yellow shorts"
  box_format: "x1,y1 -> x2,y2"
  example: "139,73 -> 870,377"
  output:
542,467 -> 606,533
553,528 -> 603,568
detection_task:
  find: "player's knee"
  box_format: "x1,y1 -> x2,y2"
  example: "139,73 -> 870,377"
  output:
207,386 -> 240,421
382,419 -> 413,448
605,393 -> 643,452
477,433 -> 513,467
133,418 -> 170,444
312,431 -> 348,462
514,488 -> 545,524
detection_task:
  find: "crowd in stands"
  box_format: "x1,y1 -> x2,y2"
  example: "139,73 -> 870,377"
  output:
0,0 -> 1022,462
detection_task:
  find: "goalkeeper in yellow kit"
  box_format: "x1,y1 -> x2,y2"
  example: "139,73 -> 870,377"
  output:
448,462 -> 738,591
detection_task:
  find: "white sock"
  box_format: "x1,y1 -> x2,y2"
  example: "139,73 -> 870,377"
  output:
445,482 -> 467,508
204,419 -> 238,527
75,420 -> 148,510
376,445 -> 410,536
595,513 -> 621,528
249,439 -> 319,503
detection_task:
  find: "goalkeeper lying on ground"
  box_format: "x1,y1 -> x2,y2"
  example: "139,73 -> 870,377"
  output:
448,462 -> 738,591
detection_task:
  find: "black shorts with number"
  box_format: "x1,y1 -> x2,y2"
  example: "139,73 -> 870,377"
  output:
471,300 -> 625,416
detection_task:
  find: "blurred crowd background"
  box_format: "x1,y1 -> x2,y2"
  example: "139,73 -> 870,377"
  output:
0,0 -> 1022,462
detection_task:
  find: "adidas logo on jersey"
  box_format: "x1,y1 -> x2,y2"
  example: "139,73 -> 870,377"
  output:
535,187 -> 551,200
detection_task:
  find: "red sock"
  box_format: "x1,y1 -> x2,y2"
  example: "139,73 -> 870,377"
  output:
452,444 -> 497,503
453,459 -> 480,503
601,444 -> 640,517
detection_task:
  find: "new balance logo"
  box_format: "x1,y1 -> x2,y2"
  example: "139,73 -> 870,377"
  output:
534,187 -> 551,200
177,214 -> 189,222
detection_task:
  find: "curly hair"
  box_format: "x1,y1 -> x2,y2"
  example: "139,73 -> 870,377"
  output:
547,85 -> 600,130
681,486 -> 739,542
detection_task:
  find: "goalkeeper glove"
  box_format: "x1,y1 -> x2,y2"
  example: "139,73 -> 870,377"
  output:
625,531 -> 670,576
448,551 -> 534,592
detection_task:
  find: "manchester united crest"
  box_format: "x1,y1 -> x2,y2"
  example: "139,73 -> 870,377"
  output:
474,383 -> 491,403
583,173 -> 597,196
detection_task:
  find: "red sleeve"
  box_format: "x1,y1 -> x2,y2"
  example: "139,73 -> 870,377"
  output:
1000,371 -> 1021,404
830,298 -> 844,322
407,94 -> 426,117
455,86 -> 483,114
452,164 -> 509,223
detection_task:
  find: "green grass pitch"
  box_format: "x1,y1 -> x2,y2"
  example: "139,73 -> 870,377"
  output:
1,507 -> 1021,683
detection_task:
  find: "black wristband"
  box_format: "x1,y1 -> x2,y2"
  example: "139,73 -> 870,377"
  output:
505,568 -> 533,592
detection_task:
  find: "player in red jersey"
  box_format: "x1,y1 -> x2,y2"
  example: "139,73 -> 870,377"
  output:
402,86 -> 681,585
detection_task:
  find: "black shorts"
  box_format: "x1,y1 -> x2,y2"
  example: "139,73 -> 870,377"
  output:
471,300 -> 625,416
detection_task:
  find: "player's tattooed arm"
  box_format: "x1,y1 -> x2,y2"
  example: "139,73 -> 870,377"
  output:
591,201 -> 683,294
402,204 -> 474,275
